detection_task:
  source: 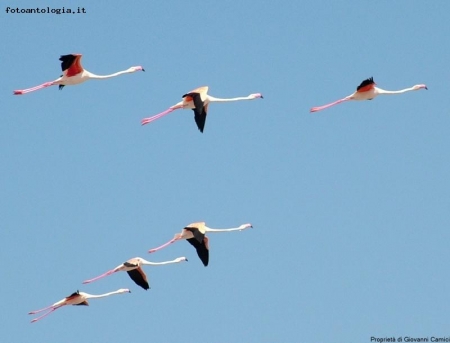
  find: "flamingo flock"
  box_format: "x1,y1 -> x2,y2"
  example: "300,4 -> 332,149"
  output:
15,53 -> 427,323
27,217 -> 251,323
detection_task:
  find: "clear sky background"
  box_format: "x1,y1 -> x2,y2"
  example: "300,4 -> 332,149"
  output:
1,1 -> 449,342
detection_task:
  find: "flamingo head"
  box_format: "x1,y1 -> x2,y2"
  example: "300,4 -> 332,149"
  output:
128,66 -> 145,73
176,257 -> 188,263
239,223 -> 253,230
118,288 -> 131,294
413,84 -> 427,90
250,93 -> 263,99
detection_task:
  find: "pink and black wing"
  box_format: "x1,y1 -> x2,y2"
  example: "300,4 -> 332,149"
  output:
126,267 -> 150,290
124,261 -> 138,268
65,290 -> 87,305
59,54 -> 83,76
356,77 -> 375,92
58,54 -> 83,90
74,301 -> 89,306
65,290 -> 80,300
59,55 -> 77,72
186,237 -> 209,266
183,92 -> 207,133
184,226 -> 205,242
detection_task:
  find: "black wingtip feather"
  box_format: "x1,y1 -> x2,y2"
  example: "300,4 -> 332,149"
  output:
357,77 -> 375,91
59,54 -> 77,72
186,238 -> 209,266
182,92 -> 207,133
126,270 -> 150,290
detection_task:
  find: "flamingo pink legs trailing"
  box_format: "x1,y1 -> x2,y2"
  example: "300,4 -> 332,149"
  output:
14,82 -> 55,95
148,237 -> 179,253
82,270 -> 116,284
141,104 -> 183,125
29,306 -> 62,323
310,98 -> 350,112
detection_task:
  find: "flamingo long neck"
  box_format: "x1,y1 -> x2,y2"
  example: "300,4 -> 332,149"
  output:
205,226 -> 242,233
85,290 -> 123,299
140,258 -> 178,266
207,95 -> 254,103
86,70 -> 132,80
376,87 -> 416,95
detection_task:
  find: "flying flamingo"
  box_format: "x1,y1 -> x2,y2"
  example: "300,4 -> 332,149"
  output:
82,256 -> 187,290
141,86 -> 263,132
13,54 -> 144,95
310,77 -> 427,112
148,222 -> 253,266
28,288 -> 130,323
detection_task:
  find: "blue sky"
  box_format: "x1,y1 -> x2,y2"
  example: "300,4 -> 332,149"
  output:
1,1 -> 450,342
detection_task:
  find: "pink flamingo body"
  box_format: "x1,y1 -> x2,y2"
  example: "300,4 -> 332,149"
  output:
310,77 -> 427,112
14,54 -> 144,95
148,222 -> 253,266
82,256 -> 187,290
28,288 -> 130,323
141,86 -> 263,132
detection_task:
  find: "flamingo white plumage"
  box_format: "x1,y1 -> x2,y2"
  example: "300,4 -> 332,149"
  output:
14,54 -> 144,95
310,77 -> 427,112
141,86 -> 263,132
28,288 -> 130,323
148,222 -> 253,266
82,256 -> 187,290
